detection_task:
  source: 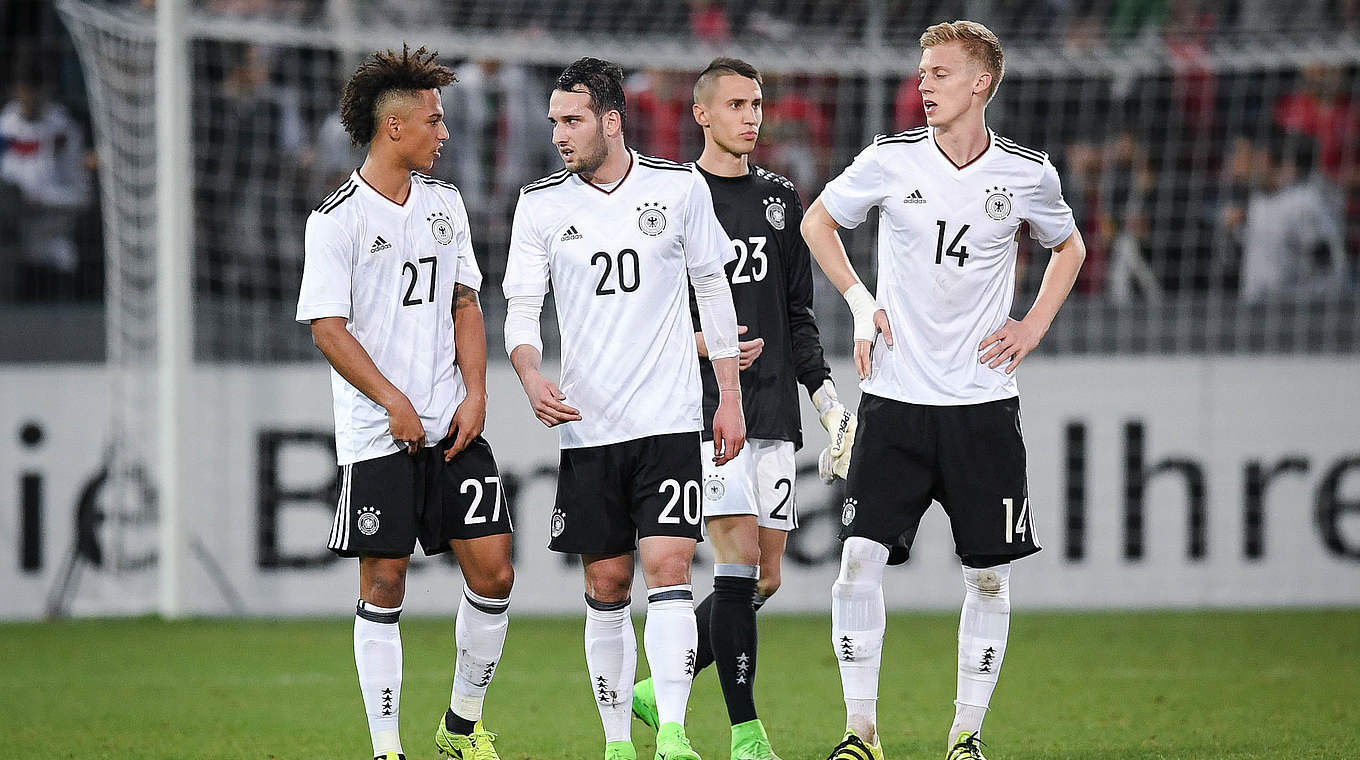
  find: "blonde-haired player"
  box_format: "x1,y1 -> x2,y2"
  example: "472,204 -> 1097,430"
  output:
803,21 -> 1086,760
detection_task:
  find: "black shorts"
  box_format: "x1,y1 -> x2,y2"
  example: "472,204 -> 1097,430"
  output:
840,394 -> 1040,567
327,435 -> 512,558
549,431 -> 704,555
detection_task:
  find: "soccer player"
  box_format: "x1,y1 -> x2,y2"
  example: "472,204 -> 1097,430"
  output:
801,22 -> 1087,760
296,46 -> 515,760
503,57 -> 745,760
629,58 -> 854,760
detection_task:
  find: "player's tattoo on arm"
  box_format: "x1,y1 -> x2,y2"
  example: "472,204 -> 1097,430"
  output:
453,283 -> 480,314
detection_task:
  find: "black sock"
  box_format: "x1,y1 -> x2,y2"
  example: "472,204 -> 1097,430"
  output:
710,574 -> 760,725
692,591 -> 718,673
444,708 -> 476,735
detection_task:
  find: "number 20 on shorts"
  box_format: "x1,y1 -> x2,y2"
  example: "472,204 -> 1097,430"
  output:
658,478 -> 701,525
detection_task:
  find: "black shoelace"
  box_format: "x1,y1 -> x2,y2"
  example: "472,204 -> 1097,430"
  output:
949,733 -> 988,759
826,734 -> 875,760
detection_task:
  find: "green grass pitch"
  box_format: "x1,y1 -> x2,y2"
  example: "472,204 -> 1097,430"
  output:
4,610 -> 1357,758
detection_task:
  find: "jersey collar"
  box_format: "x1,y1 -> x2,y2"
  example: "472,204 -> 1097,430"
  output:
352,169 -> 417,215
577,150 -> 635,195
929,126 -> 993,176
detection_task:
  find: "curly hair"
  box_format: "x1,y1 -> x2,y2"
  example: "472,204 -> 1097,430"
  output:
554,57 -> 627,129
339,45 -> 457,146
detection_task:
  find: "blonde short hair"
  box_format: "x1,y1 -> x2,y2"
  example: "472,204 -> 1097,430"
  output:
919,20 -> 1005,102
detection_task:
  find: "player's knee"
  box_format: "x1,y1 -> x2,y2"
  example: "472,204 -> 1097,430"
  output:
729,545 -> 761,566
836,536 -> 890,588
646,555 -> 693,587
962,563 -> 1011,614
962,563 -> 1010,597
468,563 -> 514,600
585,570 -> 633,604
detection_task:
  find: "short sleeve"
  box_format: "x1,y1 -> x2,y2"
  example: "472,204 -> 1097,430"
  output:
819,141 -> 886,229
1026,157 -> 1077,249
296,211 -> 354,323
682,169 -> 737,278
502,191 -> 551,298
449,192 -> 483,291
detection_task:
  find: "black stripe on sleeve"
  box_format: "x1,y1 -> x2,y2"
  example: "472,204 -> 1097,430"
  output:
522,174 -> 572,193
522,169 -> 571,193
877,134 -> 928,146
318,185 -> 358,214
996,143 -> 1044,164
314,180 -> 355,212
638,157 -> 692,173
995,136 -> 1046,162
413,172 -> 459,190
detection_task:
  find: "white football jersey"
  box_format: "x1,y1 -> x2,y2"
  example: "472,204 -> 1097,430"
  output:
297,170 -> 483,465
504,150 -> 735,448
821,126 -> 1076,405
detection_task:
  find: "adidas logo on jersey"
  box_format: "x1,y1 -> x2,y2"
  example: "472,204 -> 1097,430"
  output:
560,225 -> 583,241
904,189 -> 927,204
370,236 -> 392,254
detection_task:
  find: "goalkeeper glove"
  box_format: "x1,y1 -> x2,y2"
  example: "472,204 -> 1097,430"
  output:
812,380 -> 857,483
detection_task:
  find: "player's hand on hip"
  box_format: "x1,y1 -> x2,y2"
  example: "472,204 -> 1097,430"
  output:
521,371 -> 581,427
444,393 -> 486,461
853,309 -> 893,380
979,316 -> 1043,374
385,395 -> 425,455
736,325 -> 765,370
710,394 -> 746,466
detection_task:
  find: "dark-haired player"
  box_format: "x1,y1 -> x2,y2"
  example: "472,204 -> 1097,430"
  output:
296,46 -> 514,760
803,21 -> 1086,760
630,57 -> 851,760
504,57 -> 744,760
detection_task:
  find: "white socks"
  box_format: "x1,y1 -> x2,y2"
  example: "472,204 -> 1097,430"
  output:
354,600 -> 404,757
952,564 -> 1011,741
644,584 -> 698,727
832,537 -> 889,741
450,587 -> 510,723
585,596 -> 637,743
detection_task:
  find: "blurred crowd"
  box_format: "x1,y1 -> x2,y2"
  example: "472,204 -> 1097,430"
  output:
2,0 -> 1357,314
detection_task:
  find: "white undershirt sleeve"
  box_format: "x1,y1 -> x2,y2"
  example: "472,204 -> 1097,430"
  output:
503,293 -> 544,357
691,269 -> 739,361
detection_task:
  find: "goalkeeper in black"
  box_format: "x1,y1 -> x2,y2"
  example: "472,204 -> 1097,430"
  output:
631,57 -> 855,760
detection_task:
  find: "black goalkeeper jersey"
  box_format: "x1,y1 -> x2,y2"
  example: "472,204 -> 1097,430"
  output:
692,163 -> 832,450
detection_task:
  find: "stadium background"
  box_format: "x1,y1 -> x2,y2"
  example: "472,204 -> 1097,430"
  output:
1,2 -> 1358,621
3,0 -> 1359,621
2,2 -> 1359,758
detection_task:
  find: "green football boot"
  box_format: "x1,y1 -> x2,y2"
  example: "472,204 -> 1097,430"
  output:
945,731 -> 986,760
654,721 -> 701,760
631,677 -> 660,732
730,718 -> 781,760
373,754 -> 405,760
435,718 -> 501,759
605,740 -> 640,760
825,730 -> 884,760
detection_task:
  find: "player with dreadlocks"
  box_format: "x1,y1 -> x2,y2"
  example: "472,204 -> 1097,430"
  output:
297,45 -> 515,760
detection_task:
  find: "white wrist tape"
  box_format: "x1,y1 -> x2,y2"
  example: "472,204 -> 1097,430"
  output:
811,379 -> 840,415
692,268 -> 739,361
843,283 -> 880,342
504,294 -> 544,357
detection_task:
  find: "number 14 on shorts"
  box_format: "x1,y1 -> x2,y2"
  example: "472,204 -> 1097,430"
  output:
1002,497 -> 1031,543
